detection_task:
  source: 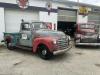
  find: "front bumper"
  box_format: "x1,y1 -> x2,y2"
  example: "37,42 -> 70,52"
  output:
53,45 -> 72,55
76,43 -> 100,46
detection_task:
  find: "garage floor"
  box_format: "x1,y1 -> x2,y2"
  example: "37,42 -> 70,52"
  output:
0,43 -> 100,75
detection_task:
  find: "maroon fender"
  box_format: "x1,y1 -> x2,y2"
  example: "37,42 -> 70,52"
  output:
32,37 -> 55,53
5,36 -> 12,43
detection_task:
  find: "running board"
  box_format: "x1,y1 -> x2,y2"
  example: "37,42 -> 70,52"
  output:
16,45 -> 32,51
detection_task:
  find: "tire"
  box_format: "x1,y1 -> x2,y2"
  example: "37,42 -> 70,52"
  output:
7,42 -> 15,50
75,41 -> 79,47
38,45 -> 53,60
75,44 -> 79,47
74,39 -> 79,47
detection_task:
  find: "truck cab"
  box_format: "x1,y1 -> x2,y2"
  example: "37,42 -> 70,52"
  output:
19,21 -> 48,47
4,20 -> 71,59
75,23 -> 100,46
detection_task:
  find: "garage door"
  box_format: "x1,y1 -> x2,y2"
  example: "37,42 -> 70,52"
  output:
58,9 -> 77,22
5,8 -> 39,32
88,12 -> 100,25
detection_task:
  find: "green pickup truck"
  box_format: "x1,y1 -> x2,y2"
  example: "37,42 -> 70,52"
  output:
3,20 -> 71,59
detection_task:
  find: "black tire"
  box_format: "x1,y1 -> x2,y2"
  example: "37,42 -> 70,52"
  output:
75,44 -> 79,47
74,39 -> 79,47
7,42 -> 15,50
38,45 -> 53,60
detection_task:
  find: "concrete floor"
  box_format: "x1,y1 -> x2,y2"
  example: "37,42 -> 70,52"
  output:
0,45 -> 100,75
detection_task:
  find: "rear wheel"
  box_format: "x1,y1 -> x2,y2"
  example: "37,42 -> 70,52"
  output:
75,44 -> 79,47
74,38 -> 79,47
38,45 -> 53,59
7,42 -> 15,50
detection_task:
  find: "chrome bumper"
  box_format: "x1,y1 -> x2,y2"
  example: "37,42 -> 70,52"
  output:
76,43 -> 100,46
53,45 -> 72,55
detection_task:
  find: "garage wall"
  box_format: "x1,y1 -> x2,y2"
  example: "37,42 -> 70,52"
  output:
5,8 -> 39,32
77,15 -> 88,23
0,0 -> 16,4
0,0 -> 55,9
0,7 -> 5,44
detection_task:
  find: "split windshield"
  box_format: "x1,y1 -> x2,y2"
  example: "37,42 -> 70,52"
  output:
32,22 -> 47,29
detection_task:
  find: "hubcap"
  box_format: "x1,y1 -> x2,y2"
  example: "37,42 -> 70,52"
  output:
42,50 -> 47,55
8,43 -> 12,47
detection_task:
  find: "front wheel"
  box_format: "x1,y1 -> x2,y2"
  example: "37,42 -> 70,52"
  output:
7,42 -> 15,50
38,45 -> 53,60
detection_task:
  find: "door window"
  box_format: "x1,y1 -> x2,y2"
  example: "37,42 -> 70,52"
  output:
22,23 -> 30,31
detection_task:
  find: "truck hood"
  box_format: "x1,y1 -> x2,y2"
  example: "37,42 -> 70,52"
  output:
35,29 -> 66,39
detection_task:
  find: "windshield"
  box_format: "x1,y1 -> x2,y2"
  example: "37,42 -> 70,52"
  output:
80,24 -> 95,29
32,22 -> 47,29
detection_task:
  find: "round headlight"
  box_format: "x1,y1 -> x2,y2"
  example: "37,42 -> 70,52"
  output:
99,35 -> 100,38
53,40 -> 57,44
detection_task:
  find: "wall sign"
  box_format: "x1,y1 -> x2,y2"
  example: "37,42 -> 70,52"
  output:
16,0 -> 29,9
79,6 -> 88,16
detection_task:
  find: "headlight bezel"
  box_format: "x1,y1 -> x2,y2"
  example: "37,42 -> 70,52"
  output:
99,35 -> 100,38
52,39 -> 57,44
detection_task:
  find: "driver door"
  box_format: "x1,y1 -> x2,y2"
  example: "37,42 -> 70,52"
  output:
19,23 -> 32,47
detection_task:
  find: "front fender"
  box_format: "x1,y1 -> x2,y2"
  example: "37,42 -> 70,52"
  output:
32,37 -> 54,53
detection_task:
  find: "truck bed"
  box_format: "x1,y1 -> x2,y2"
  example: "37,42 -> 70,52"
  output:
4,32 -> 21,46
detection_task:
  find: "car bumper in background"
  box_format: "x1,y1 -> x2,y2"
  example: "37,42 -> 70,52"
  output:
76,43 -> 100,46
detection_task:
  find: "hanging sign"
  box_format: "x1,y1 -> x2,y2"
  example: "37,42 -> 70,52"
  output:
16,0 -> 29,9
46,1 -> 52,15
79,6 -> 88,16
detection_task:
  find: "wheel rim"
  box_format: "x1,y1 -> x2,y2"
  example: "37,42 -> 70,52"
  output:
8,43 -> 12,47
42,49 -> 47,56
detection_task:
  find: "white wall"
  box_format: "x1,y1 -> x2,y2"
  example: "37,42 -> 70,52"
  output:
77,15 -> 88,23
0,7 -> 5,44
29,0 -> 46,8
5,8 -> 39,33
0,0 -> 16,4
39,11 -> 57,30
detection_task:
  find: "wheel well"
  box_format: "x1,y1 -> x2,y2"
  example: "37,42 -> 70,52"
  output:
5,36 -> 12,44
36,44 -> 48,53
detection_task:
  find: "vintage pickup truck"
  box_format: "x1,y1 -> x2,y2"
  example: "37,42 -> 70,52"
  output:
75,23 -> 100,46
3,20 -> 71,59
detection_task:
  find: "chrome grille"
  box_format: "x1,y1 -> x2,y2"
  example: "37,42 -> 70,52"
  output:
57,38 -> 68,50
81,34 -> 98,43
81,38 -> 97,43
